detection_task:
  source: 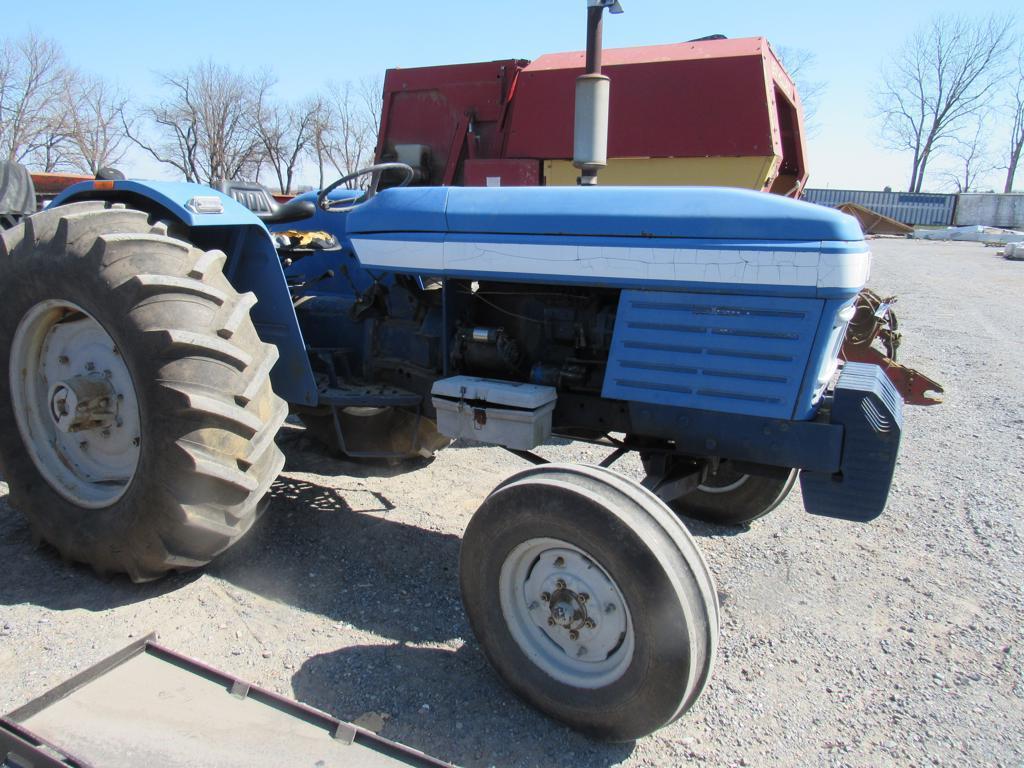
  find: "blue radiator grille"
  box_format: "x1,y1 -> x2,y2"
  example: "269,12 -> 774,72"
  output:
602,290 -> 825,419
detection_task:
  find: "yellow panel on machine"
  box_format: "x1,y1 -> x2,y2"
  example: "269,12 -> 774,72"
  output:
543,156 -> 781,189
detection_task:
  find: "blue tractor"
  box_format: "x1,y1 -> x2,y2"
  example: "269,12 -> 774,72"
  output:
0,168 -> 903,738
0,8 -> 902,742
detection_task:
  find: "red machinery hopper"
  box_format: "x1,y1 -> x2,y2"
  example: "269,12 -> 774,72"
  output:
376,37 -> 807,194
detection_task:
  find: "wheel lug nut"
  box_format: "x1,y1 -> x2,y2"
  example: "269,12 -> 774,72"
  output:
585,618 -> 596,629
554,556 -> 565,568
579,593 -> 589,603
547,617 -> 556,626
540,592 -> 550,602
568,630 -> 579,641
555,579 -> 565,590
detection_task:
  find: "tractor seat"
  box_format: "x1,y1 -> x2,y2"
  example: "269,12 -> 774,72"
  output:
1,160 -> 36,229
213,180 -> 315,225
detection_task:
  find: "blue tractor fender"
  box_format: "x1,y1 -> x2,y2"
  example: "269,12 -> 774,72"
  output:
49,179 -> 318,406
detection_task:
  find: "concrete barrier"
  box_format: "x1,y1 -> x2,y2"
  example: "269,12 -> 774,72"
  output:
953,194 -> 1024,228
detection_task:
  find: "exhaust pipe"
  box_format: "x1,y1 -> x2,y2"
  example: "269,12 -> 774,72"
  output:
574,0 -> 622,186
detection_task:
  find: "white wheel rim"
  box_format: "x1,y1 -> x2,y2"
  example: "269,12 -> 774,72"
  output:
342,407 -> 387,417
498,537 -> 635,689
698,472 -> 749,495
10,300 -> 142,508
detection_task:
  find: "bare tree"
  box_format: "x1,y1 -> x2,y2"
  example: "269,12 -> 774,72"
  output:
876,15 -> 1013,193
358,74 -> 384,143
1002,46 -> 1024,192
307,94 -> 334,189
775,46 -> 826,130
940,115 -> 998,191
321,79 -> 379,187
325,81 -> 370,185
63,74 -> 130,175
31,120 -> 73,172
0,32 -> 73,168
127,61 -> 263,183
254,80 -> 318,193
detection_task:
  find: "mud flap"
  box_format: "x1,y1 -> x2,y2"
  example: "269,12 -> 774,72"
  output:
800,362 -> 903,522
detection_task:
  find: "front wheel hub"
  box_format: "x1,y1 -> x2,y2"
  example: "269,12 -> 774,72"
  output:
499,538 -> 634,688
548,588 -> 587,631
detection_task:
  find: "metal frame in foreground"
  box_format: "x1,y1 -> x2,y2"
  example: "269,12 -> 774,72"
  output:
1,634 -> 454,768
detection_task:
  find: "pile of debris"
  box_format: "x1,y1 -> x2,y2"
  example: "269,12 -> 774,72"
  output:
912,224 -> 1024,245
835,202 -> 913,236
1004,242 -> 1024,261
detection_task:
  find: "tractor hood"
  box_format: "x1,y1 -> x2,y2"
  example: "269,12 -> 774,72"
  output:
346,186 -> 870,299
346,186 -> 863,243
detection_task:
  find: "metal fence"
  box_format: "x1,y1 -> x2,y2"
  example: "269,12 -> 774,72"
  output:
802,188 -> 957,226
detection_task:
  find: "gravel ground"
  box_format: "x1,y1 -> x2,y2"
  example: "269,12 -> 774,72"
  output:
1,238 -> 1022,767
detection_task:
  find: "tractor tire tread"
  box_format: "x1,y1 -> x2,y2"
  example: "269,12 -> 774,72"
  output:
217,292 -> 258,339
159,382 -> 264,438
188,249 -> 227,280
158,329 -> 253,370
130,274 -> 228,305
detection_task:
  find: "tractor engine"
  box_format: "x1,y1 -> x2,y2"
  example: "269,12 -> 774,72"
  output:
451,282 -> 618,394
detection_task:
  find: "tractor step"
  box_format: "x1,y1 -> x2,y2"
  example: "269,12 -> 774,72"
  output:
317,384 -> 422,408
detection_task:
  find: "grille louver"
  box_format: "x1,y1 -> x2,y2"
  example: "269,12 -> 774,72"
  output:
602,290 -> 824,419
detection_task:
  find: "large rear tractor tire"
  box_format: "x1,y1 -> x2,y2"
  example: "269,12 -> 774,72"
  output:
460,464 -> 718,741
0,201 -> 287,581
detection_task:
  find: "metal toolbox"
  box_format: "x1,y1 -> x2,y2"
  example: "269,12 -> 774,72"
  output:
431,376 -> 557,451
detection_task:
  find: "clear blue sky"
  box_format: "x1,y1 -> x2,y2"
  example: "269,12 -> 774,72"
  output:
5,0 -> 1019,191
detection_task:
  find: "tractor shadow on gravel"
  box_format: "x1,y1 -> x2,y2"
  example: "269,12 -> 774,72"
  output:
275,424 -> 438,479
212,433 -> 741,645
0,490 -> 199,611
219,442 -> 638,764
292,643 -> 636,768
210,472 -> 467,645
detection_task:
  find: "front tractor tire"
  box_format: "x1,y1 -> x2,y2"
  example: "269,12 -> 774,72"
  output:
460,464 -> 719,741
0,202 -> 287,581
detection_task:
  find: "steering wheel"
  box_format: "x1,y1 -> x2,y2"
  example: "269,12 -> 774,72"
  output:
317,162 -> 415,213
